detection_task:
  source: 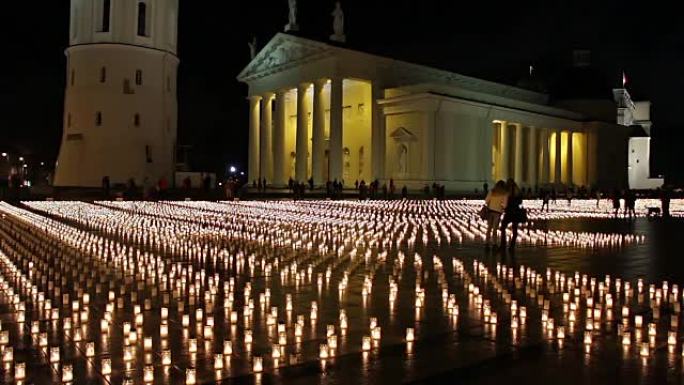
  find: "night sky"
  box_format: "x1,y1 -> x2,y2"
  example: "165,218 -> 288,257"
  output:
2,1 -> 683,182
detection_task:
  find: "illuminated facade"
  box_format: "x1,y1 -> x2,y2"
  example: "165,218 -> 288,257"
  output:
55,0 -> 179,187
239,33 -> 636,191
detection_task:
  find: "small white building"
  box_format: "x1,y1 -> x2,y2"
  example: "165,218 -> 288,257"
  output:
613,90 -> 663,190
54,0 -> 179,187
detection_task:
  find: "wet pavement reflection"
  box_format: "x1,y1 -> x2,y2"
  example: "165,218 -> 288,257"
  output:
0,199 -> 682,384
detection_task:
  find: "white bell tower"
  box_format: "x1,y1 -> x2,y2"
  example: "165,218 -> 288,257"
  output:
55,0 -> 179,187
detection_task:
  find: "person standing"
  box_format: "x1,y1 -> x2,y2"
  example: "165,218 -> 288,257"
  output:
612,189 -> 621,218
626,190 -> 637,219
389,179 -> 396,199
101,176 -> 110,199
500,179 -> 523,250
158,176 -> 168,200
541,188 -> 550,212
484,180 -> 508,248
661,186 -> 671,218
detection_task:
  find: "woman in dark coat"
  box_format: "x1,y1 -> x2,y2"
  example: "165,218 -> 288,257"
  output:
500,179 -> 523,250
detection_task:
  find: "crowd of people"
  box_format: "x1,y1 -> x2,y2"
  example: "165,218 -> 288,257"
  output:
71,173 -> 681,222
275,178 -> 413,200
482,180 -> 676,253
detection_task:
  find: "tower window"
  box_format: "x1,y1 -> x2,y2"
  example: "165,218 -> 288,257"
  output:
137,2 -> 148,37
135,70 -> 143,85
71,69 -> 75,86
100,67 -> 107,83
100,0 -> 111,32
67,113 -> 72,128
134,114 -> 141,127
145,145 -> 153,163
96,112 -> 103,126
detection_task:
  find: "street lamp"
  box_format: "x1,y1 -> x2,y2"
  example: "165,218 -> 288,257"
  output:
229,166 -> 237,174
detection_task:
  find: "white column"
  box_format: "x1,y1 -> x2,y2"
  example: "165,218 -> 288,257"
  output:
260,93 -> 273,184
500,122 -> 509,180
423,111 -> 436,180
541,129 -> 550,184
248,95 -> 261,184
371,82 -> 386,181
567,130 -> 574,185
311,79 -> 326,186
514,124 -> 524,183
272,90 -> 287,187
295,83 -> 310,182
555,129 -> 562,184
329,77 -> 343,183
527,126 -> 537,187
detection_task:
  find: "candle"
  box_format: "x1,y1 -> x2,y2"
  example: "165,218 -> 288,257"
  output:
15,362 -> 26,380
102,358 -> 112,374
319,344 -> 329,359
362,336 -> 372,351
162,350 -> 172,366
253,356 -> 263,373
223,340 -> 233,355
50,347 -> 60,363
144,366 -> 154,383
668,331 -> 677,346
406,328 -> 415,342
214,354 -> 224,369
186,368 -> 197,385
62,364 -> 74,382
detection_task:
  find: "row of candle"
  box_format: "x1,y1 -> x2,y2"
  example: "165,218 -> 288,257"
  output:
0,199 -> 678,384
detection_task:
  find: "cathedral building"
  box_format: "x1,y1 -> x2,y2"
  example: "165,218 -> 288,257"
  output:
54,0 -> 179,187
238,31 -> 659,192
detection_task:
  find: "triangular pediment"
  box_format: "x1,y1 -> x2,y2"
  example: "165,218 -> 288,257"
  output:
237,33 -> 333,81
389,127 -> 417,141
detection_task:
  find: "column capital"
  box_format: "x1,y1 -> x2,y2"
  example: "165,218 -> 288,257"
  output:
248,95 -> 262,102
313,78 -> 328,88
297,82 -> 312,91
261,91 -> 275,100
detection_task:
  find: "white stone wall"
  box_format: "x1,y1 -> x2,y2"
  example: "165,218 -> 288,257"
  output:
628,137 -> 663,190
56,0 -> 179,187
69,0 -> 178,54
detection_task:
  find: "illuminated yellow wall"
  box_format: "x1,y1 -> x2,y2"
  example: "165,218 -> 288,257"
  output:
285,88 -> 297,179
491,122 -> 502,181
342,79 -> 372,183
572,132 -> 587,186
306,85 -> 313,178
560,131 -> 569,184
549,132 -> 557,182
537,130 -> 545,182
